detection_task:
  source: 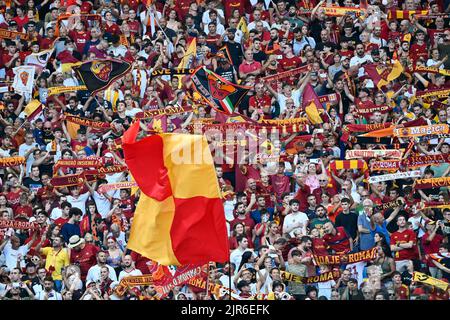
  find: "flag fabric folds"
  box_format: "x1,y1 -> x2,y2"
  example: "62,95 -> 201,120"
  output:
237,17 -> 248,36
178,38 -> 196,69
302,83 -> 323,124
73,59 -> 131,94
191,66 -> 251,115
363,60 -> 403,89
24,48 -> 54,69
122,120 -> 229,266
12,65 -> 35,95
23,99 -> 43,121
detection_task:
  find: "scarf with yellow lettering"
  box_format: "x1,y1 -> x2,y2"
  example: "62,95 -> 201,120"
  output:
0,156 -> 26,168
97,181 -> 138,193
280,270 -> 341,283
393,124 -> 449,137
413,272 -> 449,291
312,248 -> 378,265
0,219 -> 37,230
423,201 -> 450,209
340,123 -> 392,142
54,159 -> 102,172
414,177 -> 450,190
134,106 -> 193,119
47,86 -> 87,96
413,66 -> 450,77
64,114 -> 112,129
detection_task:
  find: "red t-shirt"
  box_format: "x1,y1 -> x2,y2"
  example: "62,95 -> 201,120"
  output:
409,43 -> 428,62
270,174 -> 290,198
104,23 -> 121,35
422,232 -> 444,266
239,60 -> 262,76
7,190 -> 21,211
119,196 -> 135,221
427,29 -> 450,47
71,140 -> 87,153
230,215 -> 255,235
54,217 -> 69,227
323,226 -> 351,254
294,184 -> 312,212
70,243 -> 100,280
312,238 -> 329,255
2,53 -> 15,71
390,229 -> 417,261
127,20 -> 140,36
13,16 -> 29,30
15,205 -> 33,218
130,251 -> 154,275
69,30 -> 91,53
174,0 -> 192,20
249,95 -> 271,114
395,284 -> 410,300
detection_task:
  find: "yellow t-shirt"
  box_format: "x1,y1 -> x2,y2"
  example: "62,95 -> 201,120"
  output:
41,247 -> 70,280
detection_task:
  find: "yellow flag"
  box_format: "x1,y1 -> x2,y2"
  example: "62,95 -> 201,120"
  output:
305,102 -> 323,124
61,62 -> 83,73
377,60 -> 404,89
24,99 -> 42,116
413,271 -> 449,291
237,17 -> 248,36
177,38 -> 197,88
178,37 -> 197,69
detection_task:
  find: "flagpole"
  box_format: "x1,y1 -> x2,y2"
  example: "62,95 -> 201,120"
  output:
148,4 -> 171,43
12,118 -> 30,137
205,262 -> 210,300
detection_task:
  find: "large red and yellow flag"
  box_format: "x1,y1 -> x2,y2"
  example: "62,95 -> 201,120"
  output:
122,121 -> 229,266
302,83 -> 323,124
364,60 -> 403,89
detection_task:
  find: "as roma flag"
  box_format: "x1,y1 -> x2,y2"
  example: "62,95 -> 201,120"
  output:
363,60 -> 403,89
122,120 -> 229,266
191,66 -> 250,114
73,59 -> 131,94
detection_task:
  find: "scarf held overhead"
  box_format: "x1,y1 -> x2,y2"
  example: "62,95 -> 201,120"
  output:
345,149 -> 403,159
312,248 -> 378,265
0,156 -> 26,168
368,170 -> 421,183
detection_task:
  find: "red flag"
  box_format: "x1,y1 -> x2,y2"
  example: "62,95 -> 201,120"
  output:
302,83 -> 324,124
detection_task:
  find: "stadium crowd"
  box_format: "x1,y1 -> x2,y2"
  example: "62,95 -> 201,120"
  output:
0,0 -> 450,300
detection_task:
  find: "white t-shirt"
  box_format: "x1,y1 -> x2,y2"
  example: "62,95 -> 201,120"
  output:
248,20 -> 271,31
67,192 -> 91,215
277,89 -> 301,115
36,290 -> 62,300
318,279 -> 336,300
118,268 -> 143,282
93,191 -> 112,219
408,216 -> 426,238
50,207 -> 62,221
230,248 -> 254,271
426,58 -> 444,69
125,108 -> 142,118
86,264 -> 118,283
349,54 -> 373,77
283,211 -> 309,237
202,9 -> 225,25
2,242 -> 29,270
18,143 -> 35,174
